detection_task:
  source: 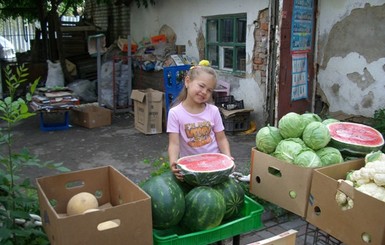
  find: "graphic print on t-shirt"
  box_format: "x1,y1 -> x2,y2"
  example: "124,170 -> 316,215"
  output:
184,121 -> 213,148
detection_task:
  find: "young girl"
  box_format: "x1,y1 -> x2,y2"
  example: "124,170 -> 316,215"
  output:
167,61 -> 232,180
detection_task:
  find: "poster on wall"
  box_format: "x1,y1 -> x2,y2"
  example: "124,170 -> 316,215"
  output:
290,0 -> 314,52
291,53 -> 308,101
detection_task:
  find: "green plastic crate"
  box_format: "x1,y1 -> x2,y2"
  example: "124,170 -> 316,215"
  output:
153,195 -> 264,245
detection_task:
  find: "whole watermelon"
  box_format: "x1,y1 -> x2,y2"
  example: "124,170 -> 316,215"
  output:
180,186 -> 225,232
213,177 -> 245,220
141,174 -> 185,229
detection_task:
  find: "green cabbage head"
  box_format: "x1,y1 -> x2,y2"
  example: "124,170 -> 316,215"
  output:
302,122 -> 331,150
294,150 -> 322,168
364,150 -> 385,163
301,113 -> 322,128
316,147 -> 343,166
273,138 -> 305,163
322,118 -> 340,125
256,125 -> 283,154
278,112 -> 306,139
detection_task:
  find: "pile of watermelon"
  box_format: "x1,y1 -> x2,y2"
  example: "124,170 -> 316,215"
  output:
141,153 -> 245,232
256,112 -> 384,167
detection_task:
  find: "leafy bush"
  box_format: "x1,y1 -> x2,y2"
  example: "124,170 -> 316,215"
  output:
0,65 -> 69,244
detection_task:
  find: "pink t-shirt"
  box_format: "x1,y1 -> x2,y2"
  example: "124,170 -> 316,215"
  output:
167,103 -> 225,157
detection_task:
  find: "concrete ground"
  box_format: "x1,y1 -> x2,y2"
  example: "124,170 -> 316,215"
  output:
8,111 -> 343,244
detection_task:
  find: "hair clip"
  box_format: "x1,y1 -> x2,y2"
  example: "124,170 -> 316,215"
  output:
198,60 -> 210,66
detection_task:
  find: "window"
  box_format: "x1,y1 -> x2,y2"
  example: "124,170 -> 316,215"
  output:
206,14 -> 246,73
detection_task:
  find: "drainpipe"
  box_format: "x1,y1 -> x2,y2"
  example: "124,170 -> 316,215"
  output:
266,0 -> 280,126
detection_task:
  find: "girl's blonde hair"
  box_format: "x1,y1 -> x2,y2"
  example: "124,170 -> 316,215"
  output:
171,63 -> 217,107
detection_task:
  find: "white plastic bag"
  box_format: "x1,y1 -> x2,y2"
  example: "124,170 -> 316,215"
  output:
45,60 -> 65,88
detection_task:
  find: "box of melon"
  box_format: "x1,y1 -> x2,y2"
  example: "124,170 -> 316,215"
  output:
306,158 -> 385,245
36,166 -> 153,245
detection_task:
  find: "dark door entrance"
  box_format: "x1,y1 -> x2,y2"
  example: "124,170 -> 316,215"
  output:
276,0 -> 317,120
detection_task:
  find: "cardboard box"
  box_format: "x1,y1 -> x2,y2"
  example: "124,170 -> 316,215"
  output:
306,159 -> 385,244
130,89 -> 163,134
249,148 -> 314,217
36,166 -> 153,245
247,229 -> 297,245
71,105 -> 112,128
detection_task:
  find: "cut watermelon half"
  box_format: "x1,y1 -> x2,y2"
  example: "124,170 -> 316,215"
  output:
176,153 -> 234,186
327,122 -> 384,156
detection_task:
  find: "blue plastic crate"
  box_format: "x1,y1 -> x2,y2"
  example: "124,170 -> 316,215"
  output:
153,195 -> 264,245
163,65 -> 191,116
165,91 -> 180,117
163,65 -> 191,92
39,111 -> 70,131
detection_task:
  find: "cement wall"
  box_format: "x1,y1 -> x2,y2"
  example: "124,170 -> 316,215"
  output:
316,0 -> 385,119
130,0 -> 270,127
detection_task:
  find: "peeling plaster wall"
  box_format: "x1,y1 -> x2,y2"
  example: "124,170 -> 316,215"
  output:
316,0 -> 385,118
130,0 -> 269,127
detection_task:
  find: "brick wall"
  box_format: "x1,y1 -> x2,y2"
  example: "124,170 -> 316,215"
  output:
253,8 -> 269,84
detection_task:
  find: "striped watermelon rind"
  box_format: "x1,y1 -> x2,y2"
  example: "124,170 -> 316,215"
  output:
327,122 -> 384,156
140,174 -> 185,230
176,153 -> 234,186
180,186 -> 225,232
213,177 -> 245,221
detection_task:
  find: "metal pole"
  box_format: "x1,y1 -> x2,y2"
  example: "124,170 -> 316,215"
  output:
96,37 -> 101,106
88,34 -> 105,106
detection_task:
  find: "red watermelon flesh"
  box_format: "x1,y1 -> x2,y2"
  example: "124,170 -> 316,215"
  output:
177,153 -> 234,186
327,122 -> 384,156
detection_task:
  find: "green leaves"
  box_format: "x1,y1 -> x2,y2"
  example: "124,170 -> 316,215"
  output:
0,64 -> 67,244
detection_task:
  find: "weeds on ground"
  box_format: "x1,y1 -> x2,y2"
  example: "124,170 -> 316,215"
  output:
0,65 -> 69,244
143,156 -> 170,178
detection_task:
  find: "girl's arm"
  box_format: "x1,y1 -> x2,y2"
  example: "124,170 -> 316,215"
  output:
215,131 -> 232,158
168,132 -> 183,179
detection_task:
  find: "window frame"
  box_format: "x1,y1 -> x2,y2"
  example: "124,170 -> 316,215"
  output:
205,14 -> 247,74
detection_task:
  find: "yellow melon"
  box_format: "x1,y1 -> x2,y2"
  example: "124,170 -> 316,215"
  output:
66,192 -> 98,216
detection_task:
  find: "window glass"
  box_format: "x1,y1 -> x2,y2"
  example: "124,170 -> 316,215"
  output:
237,18 -> 247,43
223,47 -> 233,69
236,47 -> 246,71
206,14 -> 246,73
207,19 -> 218,43
220,18 -> 233,42
208,45 -> 218,67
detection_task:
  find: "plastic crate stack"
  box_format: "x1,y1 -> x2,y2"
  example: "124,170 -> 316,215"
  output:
215,95 -> 251,133
215,95 -> 244,111
163,65 -> 191,118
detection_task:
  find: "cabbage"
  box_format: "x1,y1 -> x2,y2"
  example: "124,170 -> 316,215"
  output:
322,118 -> 340,125
364,150 -> 385,163
293,150 -> 322,168
316,147 -> 344,166
278,112 -> 306,139
273,138 -> 305,163
301,113 -> 322,128
287,137 -> 308,149
302,122 -> 331,150
256,125 -> 283,154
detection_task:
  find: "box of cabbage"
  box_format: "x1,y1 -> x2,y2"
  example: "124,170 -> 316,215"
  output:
306,158 -> 385,245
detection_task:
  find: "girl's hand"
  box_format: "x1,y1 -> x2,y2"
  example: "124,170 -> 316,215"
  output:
171,162 -> 184,181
